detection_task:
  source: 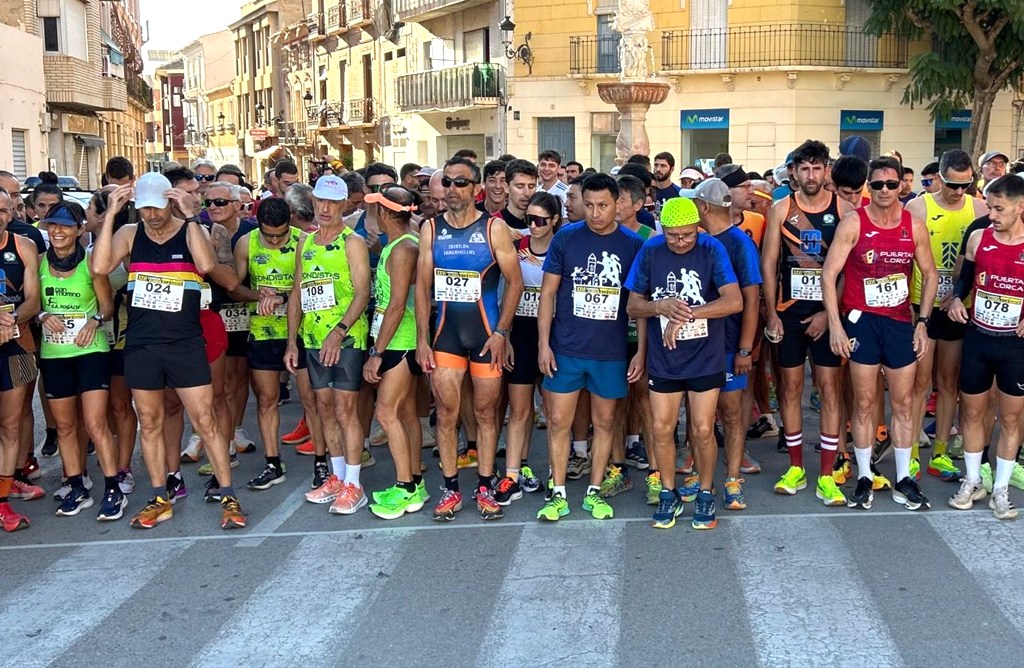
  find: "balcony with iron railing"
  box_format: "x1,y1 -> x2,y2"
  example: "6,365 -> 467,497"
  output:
394,0 -> 491,22
183,130 -> 207,147
307,11 -> 325,39
347,98 -> 380,126
308,101 -> 345,127
326,3 -> 346,32
278,120 -> 309,145
126,74 -> 153,111
568,35 -> 621,75
396,63 -> 505,113
345,0 -> 372,27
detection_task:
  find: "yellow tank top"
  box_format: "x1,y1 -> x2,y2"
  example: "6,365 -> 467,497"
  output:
912,193 -> 977,306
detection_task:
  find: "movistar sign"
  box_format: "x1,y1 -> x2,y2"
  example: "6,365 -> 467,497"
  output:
680,108 -> 729,130
936,109 -> 972,129
840,110 -> 884,131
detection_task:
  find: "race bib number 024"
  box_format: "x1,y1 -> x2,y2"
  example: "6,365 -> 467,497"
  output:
131,274 -> 184,312
572,285 -> 620,320
974,290 -> 1023,330
433,269 -> 481,303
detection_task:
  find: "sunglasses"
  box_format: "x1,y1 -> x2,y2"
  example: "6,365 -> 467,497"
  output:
369,183 -> 397,193
260,227 -> 291,239
195,174 -> 216,182
920,178 -> 934,187
240,202 -> 254,211
441,176 -> 478,189
527,214 -> 552,227
941,176 -> 974,191
204,198 -> 237,208
868,180 -> 901,191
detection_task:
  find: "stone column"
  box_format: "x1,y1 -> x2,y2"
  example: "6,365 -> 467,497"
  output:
597,82 -> 670,165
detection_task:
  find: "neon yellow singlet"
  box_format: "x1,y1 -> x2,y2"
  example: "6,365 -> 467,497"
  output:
912,193 -> 977,306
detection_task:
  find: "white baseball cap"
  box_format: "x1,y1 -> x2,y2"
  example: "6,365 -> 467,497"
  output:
312,174 -> 348,201
680,178 -> 732,207
135,172 -> 172,209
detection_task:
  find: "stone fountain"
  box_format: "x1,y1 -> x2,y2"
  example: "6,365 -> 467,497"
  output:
596,0 -> 670,165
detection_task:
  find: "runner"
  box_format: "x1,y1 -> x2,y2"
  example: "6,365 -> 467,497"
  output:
536,173 -> 643,522
498,159 -> 538,231
652,152 -> 681,205
822,156 -> 938,511
415,157 -> 522,521
477,160 -> 508,216
92,173 -> 246,529
537,150 -> 568,205
624,195 -> 741,529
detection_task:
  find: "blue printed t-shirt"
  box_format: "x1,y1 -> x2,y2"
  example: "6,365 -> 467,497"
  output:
624,234 -> 737,380
655,184 -> 681,204
712,226 -> 762,354
543,222 -> 644,361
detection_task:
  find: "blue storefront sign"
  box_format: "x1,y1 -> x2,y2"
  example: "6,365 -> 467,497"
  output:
936,109 -> 972,129
680,108 -> 730,130
840,110 -> 884,131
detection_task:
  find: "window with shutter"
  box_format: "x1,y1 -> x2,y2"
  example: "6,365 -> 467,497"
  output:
11,130 -> 27,179
63,0 -> 88,61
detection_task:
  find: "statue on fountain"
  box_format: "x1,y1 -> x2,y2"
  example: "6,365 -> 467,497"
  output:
613,0 -> 654,79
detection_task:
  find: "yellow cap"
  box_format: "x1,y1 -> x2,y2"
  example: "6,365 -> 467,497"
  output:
659,197 -> 700,228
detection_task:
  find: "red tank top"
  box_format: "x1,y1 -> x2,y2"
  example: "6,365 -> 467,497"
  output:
841,207 -> 915,322
971,227 -> 1024,333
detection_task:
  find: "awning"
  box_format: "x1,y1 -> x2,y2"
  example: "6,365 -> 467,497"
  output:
102,30 -> 124,65
253,145 -> 284,160
75,134 -> 106,149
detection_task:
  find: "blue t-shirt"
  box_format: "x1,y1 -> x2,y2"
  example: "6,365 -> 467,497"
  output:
712,226 -> 762,354
655,184 -> 681,204
624,234 -> 737,380
544,222 -> 644,361
638,208 -> 656,229
772,184 -> 793,202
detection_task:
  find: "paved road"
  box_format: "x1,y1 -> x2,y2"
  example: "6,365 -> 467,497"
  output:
5,392 -> 1024,667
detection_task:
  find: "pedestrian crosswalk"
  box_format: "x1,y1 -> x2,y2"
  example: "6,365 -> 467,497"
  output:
3,512 -> 1024,667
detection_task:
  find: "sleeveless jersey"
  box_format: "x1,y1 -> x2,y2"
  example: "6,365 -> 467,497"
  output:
372,233 -> 418,350
738,210 -> 766,249
298,226 -> 368,350
913,193 -> 976,306
970,227 -> 1024,334
430,212 -> 501,333
248,227 -> 301,341
125,222 -> 203,348
512,234 -> 547,320
39,254 -> 108,359
841,208 -> 916,322
777,193 -> 841,316
0,231 -> 33,351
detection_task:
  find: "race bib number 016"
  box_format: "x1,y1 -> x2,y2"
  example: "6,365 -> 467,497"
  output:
974,290 -> 1023,330
300,278 -> 336,313
863,274 -> 908,309
0,304 -> 20,339
131,274 -> 184,312
572,286 -> 620,320
433,269 -> 481,303
660,315 -> 708,341
516,287 -> 541,318
42,312 -> 87,346
220,303 -> 250,332
791,268 -> 822,301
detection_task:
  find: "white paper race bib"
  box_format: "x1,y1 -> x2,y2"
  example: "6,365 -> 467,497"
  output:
935,270 -> 954,303
220,303 -> 250,332
791,268 -> 822,301
256,285 -> 289,317
43,312 -> 87,346
300,278 -> 336,312
200,283 -> 212,310
102,319 -> 115,346
572,285 -> 620,320
433,269 -> 481,303
660,315 -> 708,341
863,274 -> 908,308
131,274 -> 184,312
0,304 -> 20,339
370,307 -> 383,338
516,287 -> 541,318
974,290 -> 1023,329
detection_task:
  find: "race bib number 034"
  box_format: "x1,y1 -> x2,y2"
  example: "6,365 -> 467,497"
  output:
572,285 -> 620,320
863,274 -> 908,309
791,268 -> 822,301
300,278 -> 336,313
220,303 -> 250,333
131,274 -> 184,312
974,290 -> 1023,330
433,269 -> 481,303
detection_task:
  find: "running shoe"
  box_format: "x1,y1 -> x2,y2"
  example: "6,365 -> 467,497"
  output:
910,458 -> 921,482
625,441 -> 650,469
746,416 -> 779,440
296,440 -> 315,456
872,429 -> 893,463
247,463 -> 286,490
832,453 -> 852,485
198,454 -> 239,476
166,473 -> 187,504
369,486 -> 420,520
22,456 -> 41,481
724,477 -> 747,511
893,476 -> 930,511
277,382 -> 291,406
651,489 -> 683,529
312,461 -> 330,489
117,468 -> 135,495
476,485 -> 504,520
537,493 -> 570,521
520,465 -> 541,493
40,428 -> 58,458
87,440 -> 96,456
773,466 -> 807,495
329,483 -> 368,515
925,391 -> 937,417
361,449 -> 375,468
816,476 -> 846,506
204,478 -> 222,503
947,478 -> 986,510
130,496 -> 172,529
220,496 -> 247,529
233,427 -> 257,453
0,502 -> 29,532
282,417 -> 310,445
677,453 -> 694,475
493,477 -> 523,506
678,474 -> 700,502
691,490 -> 717,529
456,449 -> 478,470
582,491 -> 613,519
53,473 -> 92,501
415,479 -> 431,505
369,422 -> 388,446
947,433 -> 964,459
926,454 -> 962,482
566,452 -> 590,480
180,433 -> 204,462
768,385 -> 779,412
871,463 -> 892,491
10,478 -> 44,501
421,422 -> 437,447
306,474 -> 344,504
432,488 -> 463,521
645,470 -> 662,505
55,488 -> 93,516
1011,463 -> 1024,492
847,477 -> 874,509
809,389 -> 821,413
740,450 -> 761,475
981,463 -> 994,494
97,489 -> 128,521
989,487 -> 1018,520
599,465 -> 632,498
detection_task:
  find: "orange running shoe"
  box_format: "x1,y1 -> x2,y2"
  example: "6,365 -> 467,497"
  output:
432,488 -> 463,521
305,474 -> 343,504
295,440 -> 316,456
220,496 -> 246,529
11,479 -> 45,500
329,483 -> 368,515
282,417 -> 311,445
129,496 -> 172,529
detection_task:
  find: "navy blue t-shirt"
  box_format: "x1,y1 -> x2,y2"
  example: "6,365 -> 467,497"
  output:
712,226 -> 762,354
544,222 -> 643,361
655,184 -> 681,204
624,234 -> 737,379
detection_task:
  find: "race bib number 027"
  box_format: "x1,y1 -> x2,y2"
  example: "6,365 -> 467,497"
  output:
572,285 -> 620,320
433,269 -> 481,303
131,274 -> 184,312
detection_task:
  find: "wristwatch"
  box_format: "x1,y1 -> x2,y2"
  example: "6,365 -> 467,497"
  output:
738,348 -> 751,358
917,316 -> 930,326
92,314 -> 105,324
368,346 -> 381,358
184,215 -> 200,223
494,328 -> 510,338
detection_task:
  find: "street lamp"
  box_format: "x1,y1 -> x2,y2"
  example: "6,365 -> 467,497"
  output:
303,90 -> 313,103
255,102 -> 266,125
501,16 -> 533,75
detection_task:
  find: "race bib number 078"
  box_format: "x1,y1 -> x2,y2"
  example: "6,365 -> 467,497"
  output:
974,290 -> 1023,330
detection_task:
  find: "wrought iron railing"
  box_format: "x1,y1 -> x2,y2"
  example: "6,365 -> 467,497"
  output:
395,0 -> 470,21
348,98 -> 379,125
308,101 -> 345,127
346,0 -> 370,25
278,120 -> 308,145
126,74 -> 153,110
326,4 -> 345,30
568,35 -> 622,75
396,63 -> 505,112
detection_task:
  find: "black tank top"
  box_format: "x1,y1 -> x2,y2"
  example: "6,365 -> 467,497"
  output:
0,231 -> 31,353
777,192 -> 841,317
126,221 -> 203,347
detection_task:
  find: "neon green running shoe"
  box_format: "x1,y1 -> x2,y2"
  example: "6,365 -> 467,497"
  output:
537,493 -> 570,521
645,471 -> 662,505
372,484 -> 404,505
910,458 -> 921,482
926,453 -> 962,482
815,475 -> 847,506
599,465 -> 632,498
369,486 -> 419,520
582,491 -> 614,519
981,462 -> 993,494
1010,462 -> 1024,492
773,466 -> 807,495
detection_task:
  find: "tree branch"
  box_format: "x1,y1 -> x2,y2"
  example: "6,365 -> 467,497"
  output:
904,7 -> 935,33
